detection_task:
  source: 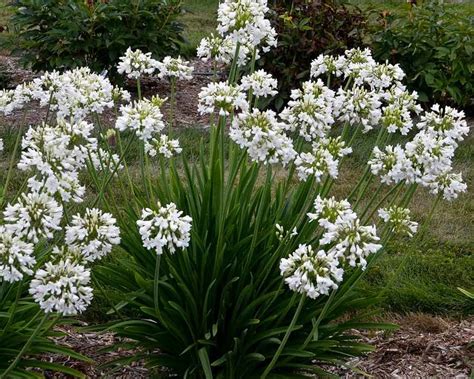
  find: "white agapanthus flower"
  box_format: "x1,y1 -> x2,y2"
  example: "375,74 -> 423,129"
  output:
137,202 -> 192,255
295,137 -> 352,182
403,131 -> 455,185
216,0 -> 277,53
280,244 -> 344,299
358,62 -> 405,90
65,208 -> 121,262
426,171 -> 467,201
321,217 -> 382,269
3,191 -> 63,243
156,56 -> 194,81
17,120 -> 94,202
117,47 -> 158,79
144,135 -> 182,158
116,96 -> 166,142
339,47 -> 376,81
28,68 -> 116,120
378,206 -> 418,237
307,196 -> 356,229
335,87 -> 382,133
0,226 -> 36,283
310,54 -> 344,78
417,104 -> 469,146
198,82 -> 248,116
230,109 -> 296,166
240,70 -> 278,98
275,224 -> 297,242
369,145 -> 408,185
29,256 -> 93,315
197,33 -> 253,66
280,80 -> 336,141
380,88 -> 422,135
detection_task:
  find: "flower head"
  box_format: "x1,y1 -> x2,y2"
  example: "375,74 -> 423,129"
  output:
145,135 -> 182,158
156,56 -> 194,81
198,82 -> 248,116
240,70 -> 277,98
29,256 -> 93,315
65,208 -> 121,262
280,244 -> 343,299
378,206 -> 418,237
117,47 -> 158,79
0,226 -> 36,283
137,202 -> 192,255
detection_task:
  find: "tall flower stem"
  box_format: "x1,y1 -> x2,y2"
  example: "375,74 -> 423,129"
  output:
261,295 -> 306,379
169,78 -> 177,135
154,254 -> 161,314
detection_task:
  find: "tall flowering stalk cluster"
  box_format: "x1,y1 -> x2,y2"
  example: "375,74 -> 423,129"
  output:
0,70 -> 124,318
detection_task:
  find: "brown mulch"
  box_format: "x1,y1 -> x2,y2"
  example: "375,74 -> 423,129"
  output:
0,54 -> 220,129
326,313 -> 474,378
42,314 -> 474,378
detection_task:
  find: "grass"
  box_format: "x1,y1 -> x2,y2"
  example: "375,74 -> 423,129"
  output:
180,0 -> 219,55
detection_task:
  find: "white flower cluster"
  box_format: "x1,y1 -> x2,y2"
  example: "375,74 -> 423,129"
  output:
198,0 -> 277,66
0,68 -> 128,120
117,47 -> 159,79
198,82 -> 248,116
137,202 -> 192,255
65,208 -> 121,262
240,70 -> 277,98
294,137 -> 352,181
280,197 -> 381,298
369,108 -> 469,200
380,87 -> 422,135
280,244 -> 343,299
311,196 -> 382,269
145,135 -> 182,158
280,80 -> 336,141
156,56 -> 194,81
0,226 -> 35,283
116,96 -> 166,142
378,207 -> 418,237
230,109 -> 296,166
29,256 -> 93,315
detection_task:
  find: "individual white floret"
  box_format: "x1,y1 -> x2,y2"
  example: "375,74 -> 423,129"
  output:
280,244 -> 344,299
137,202 -> 192,255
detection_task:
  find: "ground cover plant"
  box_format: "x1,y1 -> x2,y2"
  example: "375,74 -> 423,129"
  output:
0,0 -> 471,377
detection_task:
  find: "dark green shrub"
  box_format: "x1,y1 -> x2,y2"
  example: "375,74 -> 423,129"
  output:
370,1 -> 474,108
7,0 -> 184,74
259,0 -> 367,109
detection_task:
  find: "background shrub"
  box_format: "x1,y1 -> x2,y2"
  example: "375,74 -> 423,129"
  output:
370,0 -> 474,109
7,0 -> 184,74
259,0 -> 367,109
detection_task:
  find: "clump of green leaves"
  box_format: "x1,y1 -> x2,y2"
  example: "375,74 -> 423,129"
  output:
7,0 -> 184,75
370,1 -> 474,108
259,0 -> 367,109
